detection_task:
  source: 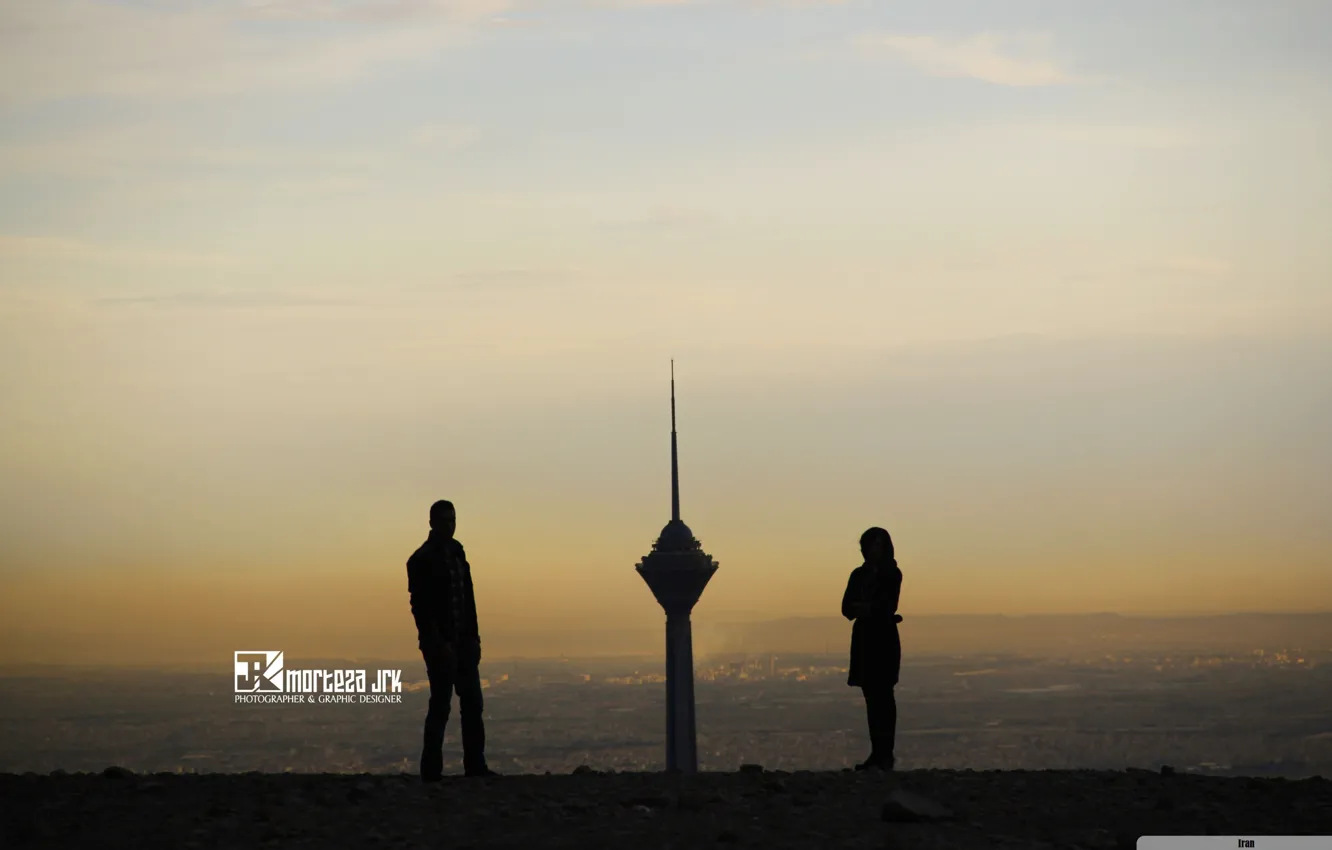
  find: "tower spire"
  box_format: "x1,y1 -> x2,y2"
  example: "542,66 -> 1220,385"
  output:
670,359 -> 680,522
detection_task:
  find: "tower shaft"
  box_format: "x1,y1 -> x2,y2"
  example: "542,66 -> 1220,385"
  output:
664,610 -> 697,772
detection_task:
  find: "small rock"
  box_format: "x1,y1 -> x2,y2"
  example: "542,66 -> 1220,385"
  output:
739,763 -> 764,774
354,779 -> 375,793
763,778 -> 787,793
572,765 -> 596,775
1078,828 -> 1119,850
1160,765 -> 1176,776
103,766 -> 134,779
880,790 -> 955,823
677,791 -> 719,811
49,769 -> 68,778
631,804 -> 654,816
625,793 -> 673,809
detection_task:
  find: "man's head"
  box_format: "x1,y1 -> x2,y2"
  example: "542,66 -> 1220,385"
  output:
429,500 -> 456,538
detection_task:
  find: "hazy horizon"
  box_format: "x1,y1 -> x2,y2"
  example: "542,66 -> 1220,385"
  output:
4,609 -> 1330,667
2,1 -> 1330,665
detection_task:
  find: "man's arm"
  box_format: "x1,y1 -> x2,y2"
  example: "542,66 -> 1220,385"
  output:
459,542 -> 481,662
407,550 -> 448,655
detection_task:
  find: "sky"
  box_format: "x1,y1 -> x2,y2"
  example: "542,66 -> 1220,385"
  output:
1,0 -> 1330,663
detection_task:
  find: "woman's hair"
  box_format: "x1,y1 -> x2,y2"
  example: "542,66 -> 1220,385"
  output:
859,526 -> 894,560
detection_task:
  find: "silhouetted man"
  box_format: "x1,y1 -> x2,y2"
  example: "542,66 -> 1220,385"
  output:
407,499 -> 497,780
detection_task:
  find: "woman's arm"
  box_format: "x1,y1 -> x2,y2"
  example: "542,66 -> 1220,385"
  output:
866,567 -> 902,619
841,570 -> 861,621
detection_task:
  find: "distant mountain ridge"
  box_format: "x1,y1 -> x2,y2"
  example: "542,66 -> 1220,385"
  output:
703,612 -> 1332,657
462,612 -> 1332,660
3,613 -> 1326,669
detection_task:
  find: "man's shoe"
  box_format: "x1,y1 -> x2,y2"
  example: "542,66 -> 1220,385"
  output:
464,766 -> 500,778
421,748 -> 443,783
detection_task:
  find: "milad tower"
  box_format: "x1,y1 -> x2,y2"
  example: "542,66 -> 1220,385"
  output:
635,361 -> 719,774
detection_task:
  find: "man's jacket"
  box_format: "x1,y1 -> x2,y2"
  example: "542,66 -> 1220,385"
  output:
407,532 -> 481,655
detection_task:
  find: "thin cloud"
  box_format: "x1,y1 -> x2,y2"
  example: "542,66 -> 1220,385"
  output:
448,269 -> 575,290
854,33 -> 1072,87
1139,257 -> 1232,277
592,0 -> 849,6
93,290 -> 352,309
404,122 -> 484,152
0,119 -> 480,189
0,0 -> 856,103
601,207 -> 718,234
1012,121 -> 1194,150
0,235 -> 251,269
0,0 -> 503,104
92,273 -> 576,309
239,0 -> 514,23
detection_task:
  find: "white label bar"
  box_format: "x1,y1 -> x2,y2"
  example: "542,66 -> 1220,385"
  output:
1138,839 -> 1332,849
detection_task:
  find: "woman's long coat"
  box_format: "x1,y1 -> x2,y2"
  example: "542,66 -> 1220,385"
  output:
842,560 -> 903,689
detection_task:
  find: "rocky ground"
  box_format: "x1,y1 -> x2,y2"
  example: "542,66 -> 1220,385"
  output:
2,766 -> 1329,849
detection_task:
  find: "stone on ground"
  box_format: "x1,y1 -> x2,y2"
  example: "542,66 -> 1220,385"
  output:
880,789 -> 956,823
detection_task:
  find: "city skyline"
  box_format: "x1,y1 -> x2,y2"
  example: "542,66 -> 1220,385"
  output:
2,0 -> 1330,665
4,643 -> 1329,777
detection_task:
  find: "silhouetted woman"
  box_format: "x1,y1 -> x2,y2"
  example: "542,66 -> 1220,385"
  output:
841,526 -> 903,770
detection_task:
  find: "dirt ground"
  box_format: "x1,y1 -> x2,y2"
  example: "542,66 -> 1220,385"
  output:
3,767 -> 1329,849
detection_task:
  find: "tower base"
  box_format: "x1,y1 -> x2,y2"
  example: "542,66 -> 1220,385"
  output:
664,611 -> 698,773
